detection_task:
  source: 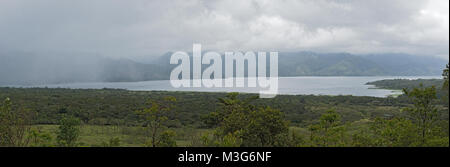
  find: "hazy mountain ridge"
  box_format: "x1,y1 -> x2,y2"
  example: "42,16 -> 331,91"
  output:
0,51 -> 447,85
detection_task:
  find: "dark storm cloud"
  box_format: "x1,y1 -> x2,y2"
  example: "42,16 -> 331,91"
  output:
0,0 -> 448,59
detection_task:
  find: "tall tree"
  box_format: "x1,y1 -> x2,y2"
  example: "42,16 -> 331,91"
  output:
136,96 -> 176,147
204,93 -> 288,147
56,115 -> 81,147
369,118 -> 418,147
442,64 -> 449,107
309,109 -> 346,147
403,85 -> 438,145
243,107 -> 289,146
443,64 -> 449,89
0,98 -> 33,147
204,93 -> 257,134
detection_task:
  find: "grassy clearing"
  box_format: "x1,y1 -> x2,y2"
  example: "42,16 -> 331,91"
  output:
32,125 -> 211,147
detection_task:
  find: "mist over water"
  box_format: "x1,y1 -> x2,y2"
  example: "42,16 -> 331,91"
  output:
8,76 -> 441,98
1,52 -> 443,97
1,51 -> 447,86
0,52 -> 106,85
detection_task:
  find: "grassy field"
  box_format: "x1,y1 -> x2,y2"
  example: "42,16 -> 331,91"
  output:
30,125 -> 315,147
32,125 -> 212,147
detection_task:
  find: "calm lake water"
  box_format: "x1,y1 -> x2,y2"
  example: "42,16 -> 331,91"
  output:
11,76 -> 440,97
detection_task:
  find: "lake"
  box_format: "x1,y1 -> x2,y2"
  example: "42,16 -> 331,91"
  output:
11,76 -> 440,97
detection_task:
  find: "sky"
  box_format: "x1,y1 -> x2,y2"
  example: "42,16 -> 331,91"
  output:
0,0 -> 448,59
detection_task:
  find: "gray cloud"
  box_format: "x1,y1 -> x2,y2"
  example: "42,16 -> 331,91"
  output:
0,0 -> 448,59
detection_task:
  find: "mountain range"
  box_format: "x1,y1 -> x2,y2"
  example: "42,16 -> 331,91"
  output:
0,51 -> 447,85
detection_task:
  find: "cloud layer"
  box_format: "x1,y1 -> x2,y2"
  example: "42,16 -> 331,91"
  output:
0,0 -> 448,59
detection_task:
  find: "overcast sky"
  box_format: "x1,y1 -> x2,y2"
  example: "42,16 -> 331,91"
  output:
0,0 -> 448,59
